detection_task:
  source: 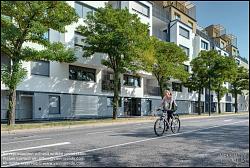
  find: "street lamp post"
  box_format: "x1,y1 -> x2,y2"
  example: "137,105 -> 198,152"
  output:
208,74 -> 211,116
208,64 -> 211,116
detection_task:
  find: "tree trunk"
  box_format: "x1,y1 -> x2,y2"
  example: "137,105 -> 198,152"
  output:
7,60 -> 20,126
112,71 -> 120,119
197,89 -> 201,115
7,88 -> 16,125
234,91 -> 238,113
217,91 -> 221,114
159,80 -> 164,99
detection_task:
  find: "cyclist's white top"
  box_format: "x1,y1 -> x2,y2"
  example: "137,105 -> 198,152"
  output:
161,96 -> 177,111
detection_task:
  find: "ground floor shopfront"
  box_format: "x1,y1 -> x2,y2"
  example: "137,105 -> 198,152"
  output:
1,90 -> 231,121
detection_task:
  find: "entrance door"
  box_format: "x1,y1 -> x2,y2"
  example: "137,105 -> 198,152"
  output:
21,96 -> 33,119
226,103 -> 232,112
124,98 -> 141,116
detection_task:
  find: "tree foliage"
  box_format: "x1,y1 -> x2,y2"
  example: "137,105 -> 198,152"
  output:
76,5 -> 151,119
1,1 -> 79,125
144,36 -> 189,98
210,55 -> 238,113
184,50 -> 219,114
229,66 -> 249,113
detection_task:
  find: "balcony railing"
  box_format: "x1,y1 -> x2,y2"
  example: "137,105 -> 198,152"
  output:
152,3 -> 169,23
144,86 -> 160,96
101,80 -> 121,92
196,29 -> 211,42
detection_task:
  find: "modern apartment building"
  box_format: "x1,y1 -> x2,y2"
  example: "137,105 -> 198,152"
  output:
1,1 -> 249,121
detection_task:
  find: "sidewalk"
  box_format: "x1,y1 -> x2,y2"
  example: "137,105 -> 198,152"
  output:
1,112 -> 248,134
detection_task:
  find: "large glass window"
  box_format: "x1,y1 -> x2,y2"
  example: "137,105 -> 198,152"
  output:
201,40 -> 208,50
69,65 -> 96,82
179,26 -> 189,39
31,60 -> 50,76
123,75 -> 141,87
132,1 -> 150,17
172,82 -> 182,92
102,70 -> 121,92
75,2 -> 96,19
179,45 -> 189,57
184,64 -> 189,72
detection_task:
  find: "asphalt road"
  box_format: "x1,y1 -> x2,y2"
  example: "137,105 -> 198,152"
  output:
1,114 -> 249,167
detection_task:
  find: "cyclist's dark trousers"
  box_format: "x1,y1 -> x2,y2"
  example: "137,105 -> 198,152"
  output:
167,110 -> 174,124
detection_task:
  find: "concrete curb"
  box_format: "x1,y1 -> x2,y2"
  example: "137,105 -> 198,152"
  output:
1,112 -> 248,134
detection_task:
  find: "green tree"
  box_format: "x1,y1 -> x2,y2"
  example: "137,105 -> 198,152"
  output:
184,50 -> 219,115
1,1 -> 79,125
145,37 -> 189,98
229,66 -> 249,113
210,56 -> 237,113
76,5 -> 151,119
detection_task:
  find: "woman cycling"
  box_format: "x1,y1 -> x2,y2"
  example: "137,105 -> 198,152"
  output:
160,89 -> 177,129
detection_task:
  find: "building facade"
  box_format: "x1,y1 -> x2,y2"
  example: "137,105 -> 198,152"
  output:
1,1 -> 249,121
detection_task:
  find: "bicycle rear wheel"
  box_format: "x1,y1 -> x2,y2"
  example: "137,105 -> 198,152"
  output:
154,118 -> 165,136
171,117 -> 180,134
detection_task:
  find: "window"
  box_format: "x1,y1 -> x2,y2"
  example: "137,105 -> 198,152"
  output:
74,31 -> 85,48
224,53 -> 227,56
49,96 -> 60,114
188,21 -> 193,28
132,1 -> 150,17
31,60 -> 49,76
179,45 -> 189,57
172,82 -> 182,92
201,40 -> 208,50
236,59 -> 240,65
232,49 -> 237,56
69,65 -> 96,82
175,12 -> 181,20
123,75 -> 141,87
102,70 -> 121,92
107,97 -> 122,107
75,2 -> 96,19
179,26 -> 189,39
188,88 -> 193,93
184,65 -> 189,72
221,41 -> 225,48
43,29 -> 49,40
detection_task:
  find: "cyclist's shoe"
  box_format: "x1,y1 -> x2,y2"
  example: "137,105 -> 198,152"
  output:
165,125 -> 169,131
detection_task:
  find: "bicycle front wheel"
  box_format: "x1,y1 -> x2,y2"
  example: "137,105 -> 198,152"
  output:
154,118 -> 165,136
171,117 -> 180,134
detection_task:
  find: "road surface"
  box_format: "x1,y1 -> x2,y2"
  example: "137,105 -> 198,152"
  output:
1,114 -> 249,167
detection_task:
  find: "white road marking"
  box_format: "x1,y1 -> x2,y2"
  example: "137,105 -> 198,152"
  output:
3,119 -> 248,167
223,119 -> 232,122
1,142 -> 71,156
1,138 -> 52,145
86,130 -> 113,135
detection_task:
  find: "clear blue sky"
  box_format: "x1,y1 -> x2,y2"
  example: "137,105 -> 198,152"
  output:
193,1 -> 249,60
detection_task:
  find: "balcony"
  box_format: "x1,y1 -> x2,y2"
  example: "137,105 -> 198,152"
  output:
101,80 -> 121,93
163,1 -> 196,20
152,1 -> 170,23
196,29 -> 211,42
144,85 -> 160,96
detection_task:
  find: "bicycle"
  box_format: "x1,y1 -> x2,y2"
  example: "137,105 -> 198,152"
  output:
154,108 -> 181,136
